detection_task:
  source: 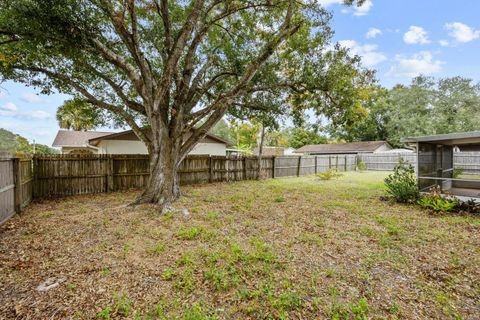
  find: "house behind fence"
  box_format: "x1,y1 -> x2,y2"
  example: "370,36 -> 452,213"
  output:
1,152 -> 478,225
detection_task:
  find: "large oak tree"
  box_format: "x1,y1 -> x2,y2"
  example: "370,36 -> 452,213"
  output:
0,0 -> 372,209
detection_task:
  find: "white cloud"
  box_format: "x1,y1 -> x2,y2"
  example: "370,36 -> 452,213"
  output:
21,92 -> 46,103
316,0 -> 342,6
366,28 -> 382,39
22,110 -> 51,120
353,0 -> 373,16
403,26 -> 430,44
387,51 -> 443,78
338,40 -> 387,66
0,91 -> 6,99
316,0 -> 372,16
445,22 -> 480,43
439,40 -> 449,47
1,102 -> 17,112
0,102 -> 51,120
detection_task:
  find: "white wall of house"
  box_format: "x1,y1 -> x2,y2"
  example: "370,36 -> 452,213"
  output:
97,140 -> 148,154
61,140 -> 227,155
61,146 -> 96,154
189,142 -> 226,156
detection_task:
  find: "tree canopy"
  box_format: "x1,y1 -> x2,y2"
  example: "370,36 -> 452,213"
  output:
56,99 -> 106,131
0,128 -> 57,155
0,0 -> 374,207
330,76 -> 480,146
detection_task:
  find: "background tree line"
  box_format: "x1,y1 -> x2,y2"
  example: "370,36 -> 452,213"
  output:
329,75 -> 480,147
210,74 -> 480,152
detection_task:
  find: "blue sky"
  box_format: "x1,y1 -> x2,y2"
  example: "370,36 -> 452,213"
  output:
1,0 -> 480,145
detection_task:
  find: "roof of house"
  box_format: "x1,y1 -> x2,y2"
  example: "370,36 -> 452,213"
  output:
403,131 -> 480,145
53,129 -> 231,147
52,130 -> 112,147
253,147 -> 285,156
294,141 -> 389,154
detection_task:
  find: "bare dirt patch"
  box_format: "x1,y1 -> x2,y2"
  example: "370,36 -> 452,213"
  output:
1,172 -> 479,319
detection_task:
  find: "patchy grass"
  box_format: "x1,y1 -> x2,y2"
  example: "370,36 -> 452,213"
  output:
1,172 -> 479,319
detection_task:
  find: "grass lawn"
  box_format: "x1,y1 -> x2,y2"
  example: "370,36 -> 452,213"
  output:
1,172 -> 479,319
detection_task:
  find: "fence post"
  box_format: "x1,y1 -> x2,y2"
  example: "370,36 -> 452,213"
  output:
107,156 -> 114,192
344,155 -> 347,172
314,156 -> 318,174
297,156 -> 301,176
336,156 -> 339,170
243,157 -> 247,180
13,157 -> 21,213
329,156 -> 331,169
32,156 -> 38,199
272,156 -> 276,179
209,156 -> 214,183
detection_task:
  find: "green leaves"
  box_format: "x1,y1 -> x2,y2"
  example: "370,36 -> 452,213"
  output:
56,99 -> 106,131
384,160 -> 419,203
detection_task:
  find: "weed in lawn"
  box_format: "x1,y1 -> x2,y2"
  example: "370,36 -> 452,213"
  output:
162,211 -> 175,223
113,292 -> 133,317
123,242 -> 132,258
274,195 -> 285,203
144,301 -> 166,319
101,266 -> 111,276
325,267 -> 336,278
204,267 -> 230,291
249,238 -> 276,263
174,267 -> 196,293
162,268 -> 175,280
66,282 -> 77,290
298,232 -> 323,246
206,210 -> 219,220
101,217 -> 109,226
388,301 -> 400,315
96,307 -> 112,319
41,211 -> 54,218
113,227 -> 128,239
177,226 -> 203,240
327,289 -> 369,320
350,297 -> 369,319
181,303 -> 216,320
434,291 -> 464,319
147,241 -> 165,255
177,252 -> 196,266
200,229 -> 217,241
271,289 -> 303,311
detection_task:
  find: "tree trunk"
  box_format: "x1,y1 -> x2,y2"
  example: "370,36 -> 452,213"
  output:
257,124 -> 266,180
135,132 -> 182,211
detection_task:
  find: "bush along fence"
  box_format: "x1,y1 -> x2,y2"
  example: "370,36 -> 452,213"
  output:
1,152 -> 478,225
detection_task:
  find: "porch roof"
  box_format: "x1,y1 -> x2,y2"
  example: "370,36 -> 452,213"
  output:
402,131 -> 480,145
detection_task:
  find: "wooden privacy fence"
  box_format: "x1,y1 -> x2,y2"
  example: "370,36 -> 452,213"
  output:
33,154 -> 356,198
0,154 -> 33,225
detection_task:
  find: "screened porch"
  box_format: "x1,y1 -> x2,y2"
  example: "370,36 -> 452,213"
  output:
404,131 -> 480,202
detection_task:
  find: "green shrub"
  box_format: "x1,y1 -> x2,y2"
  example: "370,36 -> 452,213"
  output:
418,186 -> 459,212
384,160 -> 418,203
356,161 -> 368,171
453,168 -> 464,178
316,169 -> 343,181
